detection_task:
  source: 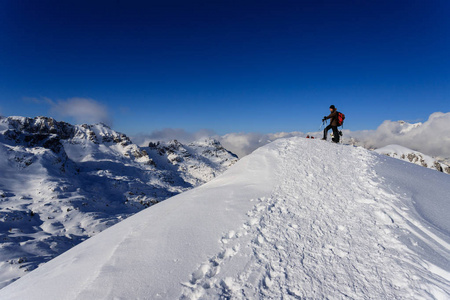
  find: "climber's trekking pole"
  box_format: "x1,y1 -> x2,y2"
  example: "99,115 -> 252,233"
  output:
319,119 -> 326,131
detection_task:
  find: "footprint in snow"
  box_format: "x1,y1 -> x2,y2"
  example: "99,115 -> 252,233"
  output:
255,235 -> 265,246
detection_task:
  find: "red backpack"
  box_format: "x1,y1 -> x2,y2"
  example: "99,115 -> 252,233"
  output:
337,112 -> 345,126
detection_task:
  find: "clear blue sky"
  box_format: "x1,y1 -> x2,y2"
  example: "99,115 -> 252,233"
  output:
1,0 -> 449,134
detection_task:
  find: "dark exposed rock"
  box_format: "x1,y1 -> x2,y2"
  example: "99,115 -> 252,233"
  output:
148,141 -> 160,149
2,116 -> 135,151
434,162 -> 443,172
6,116 -> 75,139
381,148 -> 449,175
406,153 -> 427,168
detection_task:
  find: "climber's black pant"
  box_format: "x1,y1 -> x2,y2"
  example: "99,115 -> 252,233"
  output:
323,125 -> 340,143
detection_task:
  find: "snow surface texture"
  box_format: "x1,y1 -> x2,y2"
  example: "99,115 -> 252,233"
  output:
1,137 -> 449,299
0,116 -> 237,288
375,144 -> 450,174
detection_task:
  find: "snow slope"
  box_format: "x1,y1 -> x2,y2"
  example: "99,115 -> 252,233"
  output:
0,116 -> 237,288
1,137 -> 449,299
375,144 -> 450,174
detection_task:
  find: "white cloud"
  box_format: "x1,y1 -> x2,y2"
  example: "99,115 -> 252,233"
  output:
132,128 -> 215,147
50,98 -> 111,125
217,112 -> 450,159
344,112 -> 450,159
131,112 -> 450,160
133,129 -> 305,158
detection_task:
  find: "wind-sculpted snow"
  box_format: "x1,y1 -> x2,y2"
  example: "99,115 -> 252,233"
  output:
0,116 -> 237,288
1,137 -> 448,299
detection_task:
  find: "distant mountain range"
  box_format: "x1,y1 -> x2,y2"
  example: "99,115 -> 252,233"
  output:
0,116 -> 237,288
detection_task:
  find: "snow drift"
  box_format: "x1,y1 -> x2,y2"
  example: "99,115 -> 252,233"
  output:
0,137 -> 449,299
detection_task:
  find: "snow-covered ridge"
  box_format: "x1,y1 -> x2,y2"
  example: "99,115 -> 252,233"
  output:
375,144 -> 450,174
0,137 -> 448,299
0,116 -> 237,289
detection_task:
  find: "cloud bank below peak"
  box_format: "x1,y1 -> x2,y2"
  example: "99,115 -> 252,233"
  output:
345,112 -> 450,160
132,130 -> 306,158
218,131 -> 305,158
132,128 -> 215,147
132,112 -> 450,161
222,112 -> 450,160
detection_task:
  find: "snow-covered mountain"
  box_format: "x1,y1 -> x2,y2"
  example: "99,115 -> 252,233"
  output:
1,137 -> 448,299
0,116 -> 237,288
396,120 -> 423,134
375,144 -> 450,174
